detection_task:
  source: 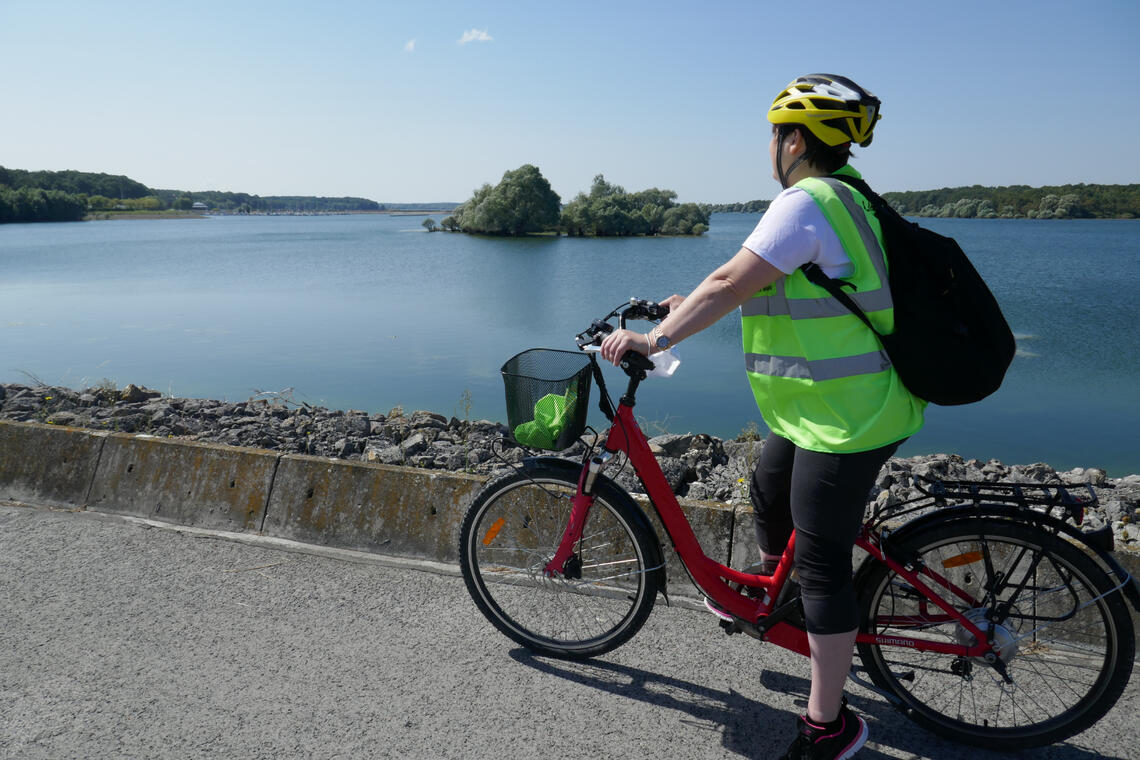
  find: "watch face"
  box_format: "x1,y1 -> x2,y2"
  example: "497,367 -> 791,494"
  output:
656,335 -> 670,349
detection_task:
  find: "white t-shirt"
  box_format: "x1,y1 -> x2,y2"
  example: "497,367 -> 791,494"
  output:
742,187 -> 853,279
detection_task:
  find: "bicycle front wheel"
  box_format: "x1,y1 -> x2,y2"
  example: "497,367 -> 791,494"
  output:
857,516 -> 1134,749
459,464 -> 664,659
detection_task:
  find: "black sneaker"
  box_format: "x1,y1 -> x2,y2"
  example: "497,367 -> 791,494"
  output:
780,699 -> 868,760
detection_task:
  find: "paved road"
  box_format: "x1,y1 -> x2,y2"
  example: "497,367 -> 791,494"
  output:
2,502 -> 1137,760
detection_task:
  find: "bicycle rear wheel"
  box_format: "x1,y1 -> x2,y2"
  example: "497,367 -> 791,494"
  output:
459,464 -> 664,659
857,516 -> 1134,749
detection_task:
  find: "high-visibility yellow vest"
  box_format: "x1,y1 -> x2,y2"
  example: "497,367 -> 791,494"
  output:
742,166 -> 925,453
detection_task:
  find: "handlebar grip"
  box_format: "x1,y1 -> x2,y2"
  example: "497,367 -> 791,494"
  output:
621,350 -> 656,374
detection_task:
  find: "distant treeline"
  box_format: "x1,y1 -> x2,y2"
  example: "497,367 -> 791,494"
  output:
880,184 -> 1140,219
443,164 -> 710,237
381,202 -> 458,212
0,166 -> 381,223
705,200 -> 771,214
151,189 -> 380,214
706,183 -> 1139,220
1,166 -> 147,222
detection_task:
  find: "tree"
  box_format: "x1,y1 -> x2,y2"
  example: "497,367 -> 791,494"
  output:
660,203 -> 709,235
588,174 -> 625,199
559,175 -> 707,236
454,165 -> 561,235
422,217 -> 438,232
0,186 -> 86,222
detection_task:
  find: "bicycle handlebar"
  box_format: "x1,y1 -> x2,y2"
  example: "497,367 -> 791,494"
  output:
575,298 -> 670,377
575,298 -> 669,347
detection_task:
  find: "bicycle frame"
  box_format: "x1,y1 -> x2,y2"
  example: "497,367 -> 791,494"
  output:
545,381 -> 998,662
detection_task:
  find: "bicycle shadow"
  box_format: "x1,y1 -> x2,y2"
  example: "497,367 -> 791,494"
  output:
508,648 -> 794,759
509,649 -> 1126,760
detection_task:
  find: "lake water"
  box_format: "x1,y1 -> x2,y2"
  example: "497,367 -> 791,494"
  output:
2,213 -> 1138,475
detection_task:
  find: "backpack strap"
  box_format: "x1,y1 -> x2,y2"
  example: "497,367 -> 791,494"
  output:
797,171 -> 899,338
799,262 -> 883,337
824,173 -> 905,227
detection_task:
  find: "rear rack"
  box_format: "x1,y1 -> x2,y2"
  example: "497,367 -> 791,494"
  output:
871,475 -> 1107,530
912,475 -> 1101,524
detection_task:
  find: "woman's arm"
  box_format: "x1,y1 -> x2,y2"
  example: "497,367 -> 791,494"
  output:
599,247 -> 784,365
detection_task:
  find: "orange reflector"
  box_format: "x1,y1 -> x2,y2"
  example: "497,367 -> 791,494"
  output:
482,518 -> 506,546
942,551 -> 983,568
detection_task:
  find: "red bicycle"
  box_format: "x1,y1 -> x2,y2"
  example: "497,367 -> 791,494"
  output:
458,298 -> 1138,749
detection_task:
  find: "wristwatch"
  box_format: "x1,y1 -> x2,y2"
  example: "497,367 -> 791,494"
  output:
650,326 -> 672,352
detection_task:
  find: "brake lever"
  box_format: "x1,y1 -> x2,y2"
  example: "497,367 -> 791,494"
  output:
627,298 -> 670,321
575,319 -> 614,349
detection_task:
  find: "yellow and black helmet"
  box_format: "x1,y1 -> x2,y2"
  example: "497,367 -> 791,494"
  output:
768,74 -> 881,147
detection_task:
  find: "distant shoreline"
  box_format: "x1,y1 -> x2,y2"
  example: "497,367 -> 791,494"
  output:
82,209 -> 453,221
85,211 -> 208,221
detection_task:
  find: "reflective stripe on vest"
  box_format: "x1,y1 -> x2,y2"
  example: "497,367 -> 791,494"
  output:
744,349 -> 892,382
741,178 -> 892,321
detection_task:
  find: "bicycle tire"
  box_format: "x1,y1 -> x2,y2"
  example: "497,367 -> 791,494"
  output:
856,516 -> 1134,749
459,464 -> 664,659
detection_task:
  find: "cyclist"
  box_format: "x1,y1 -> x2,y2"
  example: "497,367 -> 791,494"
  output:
600,73 -> 925,760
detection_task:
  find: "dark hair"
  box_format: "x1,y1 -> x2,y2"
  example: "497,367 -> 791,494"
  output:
775,124 -> 852,174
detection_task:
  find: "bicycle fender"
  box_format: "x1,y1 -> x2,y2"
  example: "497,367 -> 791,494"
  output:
520,455 -> 669,593
863,506 -> 1140,614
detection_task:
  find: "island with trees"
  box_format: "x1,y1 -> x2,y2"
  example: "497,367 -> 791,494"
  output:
442,165 -> 710,236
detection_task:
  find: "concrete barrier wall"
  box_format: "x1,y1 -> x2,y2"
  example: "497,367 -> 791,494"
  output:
6,420 -> 1138,631
87,433 -> 279,532
0,421 -> 739,572
0,421 -> 107,509
263,453 -> 486,561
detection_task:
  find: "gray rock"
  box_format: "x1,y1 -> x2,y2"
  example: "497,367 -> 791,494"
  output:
364,445 -> 405,465
120,384 -> 160,403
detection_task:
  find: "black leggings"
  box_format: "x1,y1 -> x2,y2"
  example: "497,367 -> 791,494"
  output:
750,433 -> 902,635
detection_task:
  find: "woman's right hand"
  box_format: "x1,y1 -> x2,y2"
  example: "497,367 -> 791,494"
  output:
660,294 -> 685,311
599,328 -> 650,366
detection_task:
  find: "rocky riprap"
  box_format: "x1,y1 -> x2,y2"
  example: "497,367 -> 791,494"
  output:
4,382 -> 1138,550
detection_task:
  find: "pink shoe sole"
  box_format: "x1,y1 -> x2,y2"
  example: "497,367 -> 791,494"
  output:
704,598 -> 735,622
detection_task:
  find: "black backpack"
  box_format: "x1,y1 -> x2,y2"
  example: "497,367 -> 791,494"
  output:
800,174 -> 1016,406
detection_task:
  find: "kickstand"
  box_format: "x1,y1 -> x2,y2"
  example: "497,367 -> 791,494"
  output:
847,666 -> 903,708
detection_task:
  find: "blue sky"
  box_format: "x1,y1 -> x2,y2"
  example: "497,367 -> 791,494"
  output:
2,0 -> 1137,204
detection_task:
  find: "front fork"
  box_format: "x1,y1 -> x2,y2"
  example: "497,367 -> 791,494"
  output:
543,450 -> 613,576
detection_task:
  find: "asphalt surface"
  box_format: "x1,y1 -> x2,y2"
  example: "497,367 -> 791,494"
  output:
2,502 -> 1137,760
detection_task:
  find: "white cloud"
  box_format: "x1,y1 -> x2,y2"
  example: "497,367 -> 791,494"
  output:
458,29 -> 492,45
404,39 -> 416,53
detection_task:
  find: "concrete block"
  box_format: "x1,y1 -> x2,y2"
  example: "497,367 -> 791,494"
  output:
731,503 -> 761,571
0,421 -> 106,509
87,434 -> 277,531
263,455 -> 486,561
